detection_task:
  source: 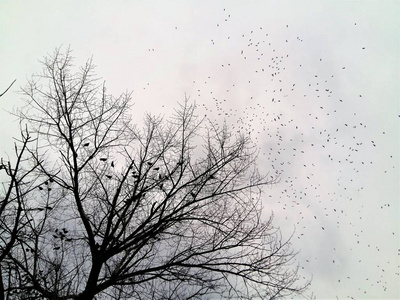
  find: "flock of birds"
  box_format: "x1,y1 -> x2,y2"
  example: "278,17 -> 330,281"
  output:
24,6 -> 393,299
0,4 -> 397,300
159,8 -> 398,299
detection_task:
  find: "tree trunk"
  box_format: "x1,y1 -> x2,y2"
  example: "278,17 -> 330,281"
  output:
0,266 -> 4,300
75,261 -> 103,300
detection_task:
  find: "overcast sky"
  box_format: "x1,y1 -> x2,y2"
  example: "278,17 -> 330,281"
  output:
0,1 -> 399,299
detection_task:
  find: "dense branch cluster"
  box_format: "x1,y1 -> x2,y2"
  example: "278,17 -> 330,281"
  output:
0,48 -> 308,299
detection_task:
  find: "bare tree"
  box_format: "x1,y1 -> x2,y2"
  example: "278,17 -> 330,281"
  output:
0,48 -> 309,300
0,125 -> 43,300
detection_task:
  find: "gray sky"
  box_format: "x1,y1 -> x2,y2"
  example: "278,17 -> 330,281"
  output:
1,1 -> 399,299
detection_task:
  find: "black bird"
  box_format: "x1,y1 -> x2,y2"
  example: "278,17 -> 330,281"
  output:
111,161 -> 115,167
106,175 -> 112,179
83,142 -> 89,147
100,158 -> 107,162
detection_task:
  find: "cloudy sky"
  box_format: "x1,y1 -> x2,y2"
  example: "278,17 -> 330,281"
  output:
0,1 -> 399,299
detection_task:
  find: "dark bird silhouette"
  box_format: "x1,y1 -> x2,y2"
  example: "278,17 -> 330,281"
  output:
83,142 -> 89,147
100,158 -> 107,162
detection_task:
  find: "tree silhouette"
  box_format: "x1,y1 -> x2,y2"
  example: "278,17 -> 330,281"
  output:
0,125 -> 42,300
0,48 -> 309,299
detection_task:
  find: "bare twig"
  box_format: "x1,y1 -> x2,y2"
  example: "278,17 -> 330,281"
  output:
0,79 -> 16,97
